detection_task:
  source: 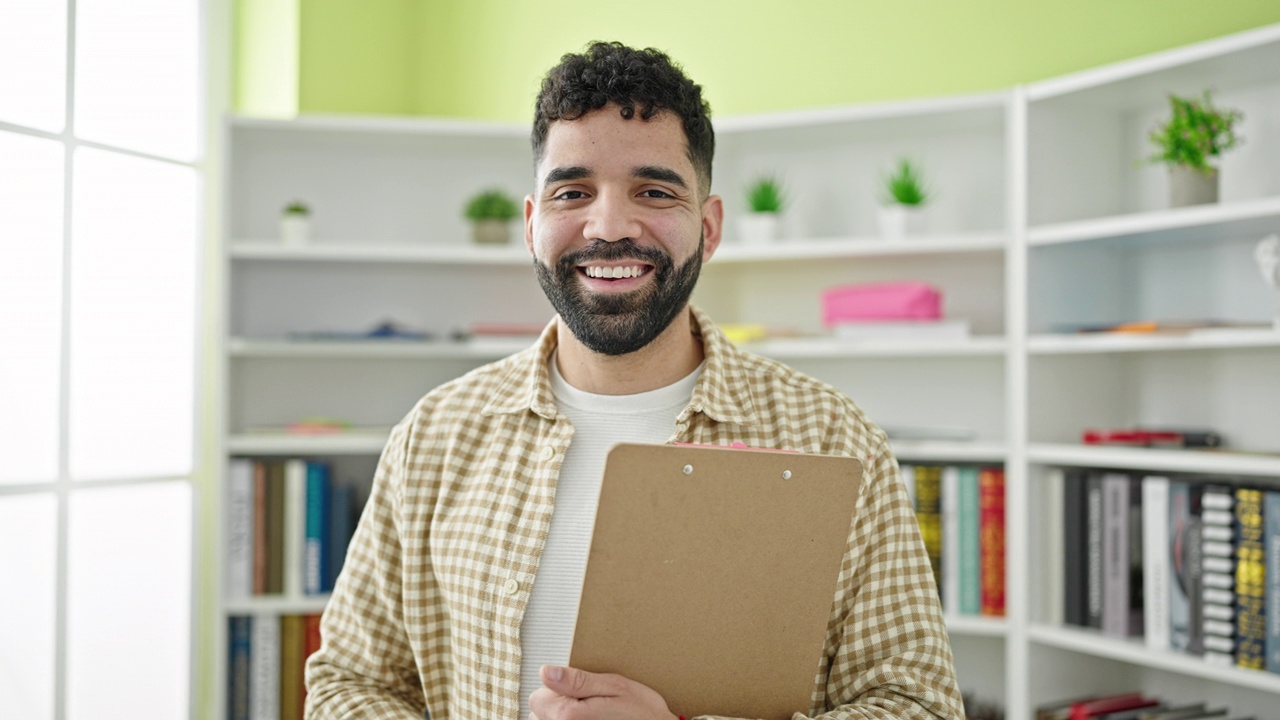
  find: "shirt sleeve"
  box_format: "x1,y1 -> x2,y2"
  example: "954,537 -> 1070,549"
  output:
304,419 -> 427,720
697,440 -> 966,720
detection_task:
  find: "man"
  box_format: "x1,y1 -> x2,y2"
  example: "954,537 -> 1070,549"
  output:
306,41 -> 963,720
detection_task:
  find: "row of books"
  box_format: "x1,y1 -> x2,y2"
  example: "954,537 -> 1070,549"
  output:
1036,691 -> 1254,719
1059,469 -> 1280,672
227,459 -> 362,598
901,464 -> 1006,617
228,614 -> 319,720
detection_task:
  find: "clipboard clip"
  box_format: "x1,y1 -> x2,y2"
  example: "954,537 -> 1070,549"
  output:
670,441 -> 800,454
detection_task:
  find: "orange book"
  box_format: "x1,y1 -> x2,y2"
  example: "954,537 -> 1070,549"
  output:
979,467 -> 1006,616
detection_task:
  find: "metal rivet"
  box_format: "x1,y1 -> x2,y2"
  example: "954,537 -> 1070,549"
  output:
683,464 -> 693,475
782,470 -> 792,480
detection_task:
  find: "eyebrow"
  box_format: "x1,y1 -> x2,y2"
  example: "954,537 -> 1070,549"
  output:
543,166 -> 591,186
634,165 -> 688,189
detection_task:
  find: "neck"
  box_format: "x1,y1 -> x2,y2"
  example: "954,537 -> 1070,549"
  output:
554,306 -> 703,395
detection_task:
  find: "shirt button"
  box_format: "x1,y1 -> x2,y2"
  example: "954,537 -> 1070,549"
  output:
541,446 -> 555,460
502,579 -> 520,596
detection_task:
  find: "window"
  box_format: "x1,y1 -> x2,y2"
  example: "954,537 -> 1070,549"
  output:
0,1 -> 202,718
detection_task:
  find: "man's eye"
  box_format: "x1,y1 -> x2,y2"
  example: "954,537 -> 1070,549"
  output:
553,190 -> 586,201
641,189 -> 674,199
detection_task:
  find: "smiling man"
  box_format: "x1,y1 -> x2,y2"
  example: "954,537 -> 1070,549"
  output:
305,42 -> 964,720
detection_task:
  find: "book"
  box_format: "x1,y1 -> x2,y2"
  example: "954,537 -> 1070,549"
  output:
1069,692 -> 1158,720
1266,491 -> 1280,672
942,465 -> 960,614
1102,473 -> 1133,637
914,465 -> 944,597
304,613 -> 323,709
979,466 -> 1005,617
305,462 -> 332,595
958,465 -> 982,616
266,461 -> 287,595
1044,467 -> 1065,625
253,461 -> 269,595
1064,469 -> 1089,627
250,614 -> 280,720
1201,485 -> 1236,665
1233,486 -> 1265,669
326,483 -> 358,590
830,318 -> 970,342
227,459 -> 254,601
1142,476 -> 1171,651
227,616 -> 251,720
284,459 -> 307,598
280,615 -> 306,720
1087,473 -> 1105,629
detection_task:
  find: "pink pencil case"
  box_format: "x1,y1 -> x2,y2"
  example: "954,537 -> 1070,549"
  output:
821,281 -> 942,325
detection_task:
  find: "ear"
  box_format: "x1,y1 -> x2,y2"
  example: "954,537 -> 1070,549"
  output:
700,193 -> 724,263
523,194 -> 536,256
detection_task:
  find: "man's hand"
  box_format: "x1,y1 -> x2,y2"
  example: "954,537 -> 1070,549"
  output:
528,665 -> 681,720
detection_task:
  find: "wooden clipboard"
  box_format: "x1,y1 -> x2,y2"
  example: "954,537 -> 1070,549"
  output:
568,443 -> 863,720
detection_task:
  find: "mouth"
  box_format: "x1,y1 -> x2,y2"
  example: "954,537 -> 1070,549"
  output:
577,262 -> 655,290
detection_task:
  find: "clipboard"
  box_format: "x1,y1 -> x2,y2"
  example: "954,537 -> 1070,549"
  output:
568,442 -> 863,720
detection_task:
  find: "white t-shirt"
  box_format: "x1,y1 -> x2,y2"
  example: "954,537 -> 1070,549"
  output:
517,355 -> 702,719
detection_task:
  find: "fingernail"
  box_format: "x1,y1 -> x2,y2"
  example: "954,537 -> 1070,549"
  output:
547,666 -> 563,682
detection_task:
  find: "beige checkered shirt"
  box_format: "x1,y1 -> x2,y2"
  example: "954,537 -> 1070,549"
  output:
305,306 -> 963,720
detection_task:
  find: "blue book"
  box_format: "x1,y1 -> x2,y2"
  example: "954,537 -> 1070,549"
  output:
227,616 -> 252,720
326,484 -> 356,591
957,466 -> 981,615
1266,491 -> 1280,672
304,462 -> 331,595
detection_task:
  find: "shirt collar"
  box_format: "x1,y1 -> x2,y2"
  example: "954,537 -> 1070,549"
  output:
481,305 -> 760,428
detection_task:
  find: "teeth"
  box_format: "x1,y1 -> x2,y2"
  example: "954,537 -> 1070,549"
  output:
586,266 -> 644,279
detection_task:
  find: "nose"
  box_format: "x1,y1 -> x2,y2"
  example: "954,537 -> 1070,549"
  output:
582,189 -> 643,243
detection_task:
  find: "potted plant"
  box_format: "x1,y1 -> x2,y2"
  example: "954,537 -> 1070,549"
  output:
280,200 -> 311,246
1147,91 -> 1243,207
739,175 -> 785,244
464,189 -> 520,245
878,159 -> 930,239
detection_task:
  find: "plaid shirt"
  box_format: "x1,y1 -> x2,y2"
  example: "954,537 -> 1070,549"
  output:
305,306 -> 964,720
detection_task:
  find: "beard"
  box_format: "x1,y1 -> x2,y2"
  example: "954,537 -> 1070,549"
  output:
534,235 -> 703,356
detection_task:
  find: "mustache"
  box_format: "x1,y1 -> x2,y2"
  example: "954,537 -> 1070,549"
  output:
557,238 -> 671,268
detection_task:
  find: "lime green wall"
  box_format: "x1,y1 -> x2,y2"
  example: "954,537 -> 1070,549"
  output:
234,0 -> 1280,120
233,0 -> 298,117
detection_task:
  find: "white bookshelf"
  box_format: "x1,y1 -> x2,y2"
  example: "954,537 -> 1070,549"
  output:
214,24 -> 1280,720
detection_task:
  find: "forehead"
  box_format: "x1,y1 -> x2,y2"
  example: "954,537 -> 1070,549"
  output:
539,108 -> 692,178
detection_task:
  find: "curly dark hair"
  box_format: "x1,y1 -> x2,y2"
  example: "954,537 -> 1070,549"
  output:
532,41 -> 715,196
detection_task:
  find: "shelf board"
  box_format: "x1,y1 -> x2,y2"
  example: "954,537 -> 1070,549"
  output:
713,232 -> 1005,262
744,336 -> 1007,359
227,431 -> 391,456
228,242 -> 531,265
1027,443 -> 1280,478
1028,327 -> 1280,354
223,594 -> 330,615
1028,196 -> 1280,247
1029,623 -> 1280,694
714,91 -> 1008,133
892,441 -> 1008,463
228,337 -> 533,359
945,615 -> 1008,637
229,113 -> 528,138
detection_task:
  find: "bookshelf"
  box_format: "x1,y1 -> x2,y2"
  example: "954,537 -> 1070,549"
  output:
215,23 -> 1280,720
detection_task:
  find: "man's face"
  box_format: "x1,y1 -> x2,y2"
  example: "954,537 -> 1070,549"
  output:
525,105 -> 722,356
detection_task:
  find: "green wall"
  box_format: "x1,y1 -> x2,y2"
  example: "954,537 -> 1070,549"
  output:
236,0 -> 1280,120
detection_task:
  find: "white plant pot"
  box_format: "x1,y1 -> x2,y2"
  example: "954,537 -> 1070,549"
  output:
878,205 -> 923,239
472,219 -> 512,245
280,215 -> 310,246
1169,165 -> 1219,207
738,213 -> 779,245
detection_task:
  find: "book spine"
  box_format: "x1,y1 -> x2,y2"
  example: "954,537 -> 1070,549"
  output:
1063,469 -> 1088,627
958,466 -> 982,616
1043,467 -> 1065,626
252,461 -> 268,595
280,614 -> 306,720
1102,473 -> 1131,638
942,465 -> 960,615
250,614 -> 280,720
266,461 -> 286,595
1267,491 -> 1280,673
303,614 -> 323,709
284,459 -> 307,599
1201,485 -> 1235,665
979,467 -> 1005,617
1086,473 -> 1104,629
1234,486 -> 1266,670
1168,481 -> 1191,652
914,465 -> 943,598
227,616 -> 251,720
227,459 -> 254,601
1142,476 -> 1171,650
1126,475 -> 1144,637
304,462 -> 331,596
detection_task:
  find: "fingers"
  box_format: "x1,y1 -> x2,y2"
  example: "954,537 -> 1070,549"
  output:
539,665 -> 622,700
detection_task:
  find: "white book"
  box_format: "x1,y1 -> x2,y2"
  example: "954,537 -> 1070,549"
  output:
250,614 -> 280,720
832,319 -> 970,342
1044,468 -> 1065,626
1141,476 -> 1170,651
283,459 -> 308,599
226,459 -> 255,600
941,466 -> 960,616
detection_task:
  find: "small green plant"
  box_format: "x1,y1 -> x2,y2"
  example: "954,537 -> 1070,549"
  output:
282,200 -> 310,216
883,159 -> 930,206
1147,91 -> 1243,175
746,176 -> 784,213
464,189 -> 520,221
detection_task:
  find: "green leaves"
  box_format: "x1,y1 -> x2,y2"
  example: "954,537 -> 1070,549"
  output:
746,176 -> 784,213
464,189 -> 520,221
884,158 -> 930,206
1148,91 -> 1243,174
